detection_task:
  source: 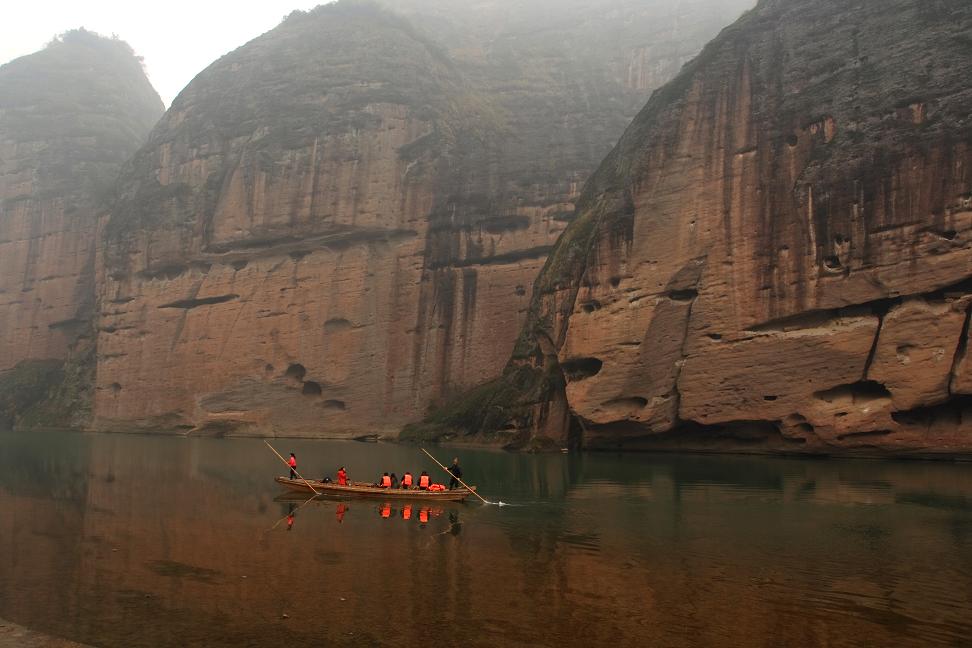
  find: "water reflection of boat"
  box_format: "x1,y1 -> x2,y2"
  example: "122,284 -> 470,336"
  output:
274,477 -> 475,501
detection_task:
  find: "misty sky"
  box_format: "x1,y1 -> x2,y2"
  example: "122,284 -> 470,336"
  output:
1,0 -> 335,106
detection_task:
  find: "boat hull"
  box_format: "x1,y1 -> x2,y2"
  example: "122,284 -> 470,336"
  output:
274,477 -> 475,501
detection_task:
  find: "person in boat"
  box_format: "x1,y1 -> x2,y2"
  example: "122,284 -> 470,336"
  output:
447,458 -> 462,490
378,472 -> 392,488
390,473 -> 399,488
418,470 -> 431,490
288,453 -> 298,479
337,466 -> 348,486
401,471 -> 413,489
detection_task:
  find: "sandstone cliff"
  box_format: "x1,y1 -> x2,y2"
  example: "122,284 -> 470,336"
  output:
95,0 -> 750,436
418,0 -> 972,456
0,30 -> 163,426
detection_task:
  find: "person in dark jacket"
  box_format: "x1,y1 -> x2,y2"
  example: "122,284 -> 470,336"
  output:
447,458 -> 462,490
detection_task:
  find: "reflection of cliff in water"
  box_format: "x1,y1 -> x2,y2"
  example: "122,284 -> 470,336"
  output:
0,432 -> 970,646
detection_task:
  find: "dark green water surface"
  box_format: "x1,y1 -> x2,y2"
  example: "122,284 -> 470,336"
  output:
1,430 -> 971,647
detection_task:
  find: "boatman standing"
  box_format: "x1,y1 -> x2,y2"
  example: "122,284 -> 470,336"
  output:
288,453 -> 298,479
447,458 -> 462,490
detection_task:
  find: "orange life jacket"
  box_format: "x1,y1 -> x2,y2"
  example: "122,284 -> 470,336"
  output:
381,475 -> 392,488
337,470 -> 347,486
403,473 -> 413,487
419,475 -> 430,488
288,457 -> 297,468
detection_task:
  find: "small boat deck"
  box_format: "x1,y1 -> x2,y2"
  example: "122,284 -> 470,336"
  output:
274,476 -> 475,501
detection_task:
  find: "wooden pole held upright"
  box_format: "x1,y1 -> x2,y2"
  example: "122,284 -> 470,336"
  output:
265,440 -> 319,495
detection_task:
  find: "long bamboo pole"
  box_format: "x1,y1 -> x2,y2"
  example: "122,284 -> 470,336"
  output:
421,447 -> 490,504
265,440 -> 319,495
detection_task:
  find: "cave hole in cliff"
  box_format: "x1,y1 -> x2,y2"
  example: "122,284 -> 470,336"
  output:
581,300 -> 602,314
110,382 -> 122,393
707,333 -> 723,341
890,395 -> 972,427
323,400 -> 346,411
940,230 -> 958,241
785,134 -> 799,147
814,381 -> 891,405
823,256 -> 843,271
610,276 -> 622,288
231,260 -> 249,271
763,395 -> 778,401
514,285 -> 527,296
667,289 -> 699,302
302,381 -> 322,396
324,318 -> 353,333
561,357 -> 603,382
603,396 -> 649,409
285,364 -> 307,381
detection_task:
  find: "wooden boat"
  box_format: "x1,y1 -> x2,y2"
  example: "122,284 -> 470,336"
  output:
274,476 -> 476,501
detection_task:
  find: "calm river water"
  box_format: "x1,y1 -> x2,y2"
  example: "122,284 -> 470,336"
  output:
1,430 -> 971,647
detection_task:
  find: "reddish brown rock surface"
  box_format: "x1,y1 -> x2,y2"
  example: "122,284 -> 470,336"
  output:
428,0 -> 972,456
94,0 -> 751,436
0,31 -> 163,376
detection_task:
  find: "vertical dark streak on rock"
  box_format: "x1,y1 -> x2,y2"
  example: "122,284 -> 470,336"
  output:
671,293 -> 700,426
862,312 -> 885,381
948,300 -> 972,394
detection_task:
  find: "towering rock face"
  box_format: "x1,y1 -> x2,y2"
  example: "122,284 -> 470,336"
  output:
0,31 -> 163,373
437,0 -> 972,455
95,0 -> 751,435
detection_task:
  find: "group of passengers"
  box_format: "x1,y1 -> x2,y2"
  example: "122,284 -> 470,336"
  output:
287,453 -> 463,490
373,470 -> 432,490
373,458 -> 462,490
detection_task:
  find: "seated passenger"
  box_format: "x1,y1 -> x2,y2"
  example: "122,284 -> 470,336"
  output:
337,466 -> 348,486
418,471 -> 431,490
401,471 -> 413,489
379,472 -> 392,488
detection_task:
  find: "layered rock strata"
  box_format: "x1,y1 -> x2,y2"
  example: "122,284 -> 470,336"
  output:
95,0 -> 751,435
424,0 -> 972,456
0,31 -> 163,373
